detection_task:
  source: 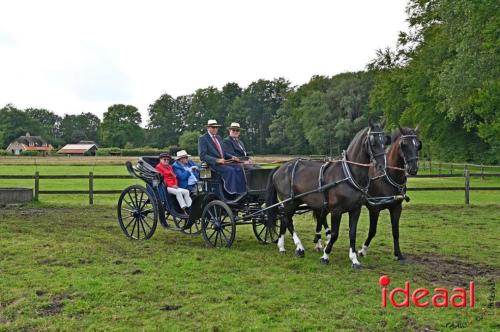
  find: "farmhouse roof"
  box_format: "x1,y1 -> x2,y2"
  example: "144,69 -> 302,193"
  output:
13,132 -> 48,146
57,144 -> 97,154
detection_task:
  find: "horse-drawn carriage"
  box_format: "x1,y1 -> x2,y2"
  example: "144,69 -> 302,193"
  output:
117,157 -> 281,248
117,123 -> 421,268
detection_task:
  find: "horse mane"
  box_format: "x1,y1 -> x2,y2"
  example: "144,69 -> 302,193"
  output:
347,127 -> 369,151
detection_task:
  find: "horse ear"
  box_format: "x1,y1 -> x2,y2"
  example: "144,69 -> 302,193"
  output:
415,124 -> 420,134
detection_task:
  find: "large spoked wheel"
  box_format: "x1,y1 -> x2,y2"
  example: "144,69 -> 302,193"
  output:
201,200 -> 236,248
117,185 -> 158,240
252,216 -> 281,244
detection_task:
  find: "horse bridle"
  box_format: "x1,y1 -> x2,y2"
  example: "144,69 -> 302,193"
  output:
366,128 -> 387,167
372,133 -> 420,194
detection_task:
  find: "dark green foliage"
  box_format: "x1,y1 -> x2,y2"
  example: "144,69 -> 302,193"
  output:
102,104 -> 143,148
60,112 -> 101,145
370,0 -> 499,163
0,104 -> 42,148
178,131 -> 200,156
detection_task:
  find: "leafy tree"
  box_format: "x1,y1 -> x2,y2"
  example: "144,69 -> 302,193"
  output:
0,104 -> 42,148
60,113 -> 101,144
227,78 -> 292,154
147,93 -> 183,148
25,108 -> 62,144
102,104 -> 143,148
178,131 -> 200,156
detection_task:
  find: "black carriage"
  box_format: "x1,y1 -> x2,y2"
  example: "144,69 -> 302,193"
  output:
117,156 -> 281,247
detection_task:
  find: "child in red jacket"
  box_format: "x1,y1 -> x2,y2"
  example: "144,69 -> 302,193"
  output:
155,153 -> 192,212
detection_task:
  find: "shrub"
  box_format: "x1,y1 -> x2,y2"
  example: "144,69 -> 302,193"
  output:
21,151 -> 40,156
0,149 -> 7,156
178,131 -> 200,156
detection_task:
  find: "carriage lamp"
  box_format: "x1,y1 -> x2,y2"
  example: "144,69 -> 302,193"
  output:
196,181 -> 205,193
200,162 -> 212,179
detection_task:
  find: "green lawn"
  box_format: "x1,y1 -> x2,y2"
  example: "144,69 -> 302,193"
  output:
0,204 -> 498,331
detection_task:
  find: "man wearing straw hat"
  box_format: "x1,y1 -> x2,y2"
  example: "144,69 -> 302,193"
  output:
222,122 -> 249,160
223,122 -> 260,170
198,119 -> 246,194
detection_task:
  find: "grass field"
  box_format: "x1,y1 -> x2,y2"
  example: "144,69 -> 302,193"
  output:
1,157 -> 499,330
0,204 -> 498,331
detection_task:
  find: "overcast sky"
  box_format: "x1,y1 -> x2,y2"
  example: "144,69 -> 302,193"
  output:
0,0 -> 408,125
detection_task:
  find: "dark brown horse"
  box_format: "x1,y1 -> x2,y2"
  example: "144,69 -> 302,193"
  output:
266,123 -> 391,268
357,126 -> 421,263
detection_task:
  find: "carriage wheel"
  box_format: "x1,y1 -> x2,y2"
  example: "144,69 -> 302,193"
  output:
252,217 -> 281,244
117,185 -> 158,240
201,200 -> 236,248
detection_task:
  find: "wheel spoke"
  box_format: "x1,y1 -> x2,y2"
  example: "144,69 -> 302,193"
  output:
130,218 -> 137,237
127,192 -> 136,209
220,228 -> 230,244
257,224 -> 266,238
207,210 -> 216,223
123,199 -> 135,210
214,231 -> 220,247
124,217 -> 135,230
138,191 -> 145,210
207,229 -> 217,242
121,207 -> 136,213
139,217 -> 148,238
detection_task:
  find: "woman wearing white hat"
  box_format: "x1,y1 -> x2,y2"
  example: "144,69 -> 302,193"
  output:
172,150 -> 199,191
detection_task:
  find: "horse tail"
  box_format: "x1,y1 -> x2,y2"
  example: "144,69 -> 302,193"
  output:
265,166 -> 280,223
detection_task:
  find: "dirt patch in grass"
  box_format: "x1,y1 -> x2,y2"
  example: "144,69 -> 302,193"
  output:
411,254 -> 500,287
37,293 -> 77,317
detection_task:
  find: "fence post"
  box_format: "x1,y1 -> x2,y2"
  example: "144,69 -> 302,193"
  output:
89,172 -> 94,205
464,169 -> 470,206
34,171 -> 39,201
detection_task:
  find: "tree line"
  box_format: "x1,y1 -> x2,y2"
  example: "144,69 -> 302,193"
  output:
0,0 -> 497,163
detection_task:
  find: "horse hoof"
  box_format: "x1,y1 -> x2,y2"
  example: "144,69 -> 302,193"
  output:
398,258 -> 407,265
295,249 -> 305,258
357,250 -> 365,257
352,263 -> 362,270
320,258 -> 329,265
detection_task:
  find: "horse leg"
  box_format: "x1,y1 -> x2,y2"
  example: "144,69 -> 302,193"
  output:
285,211 -> 305,258
389,204 -> 406,263
320,212 -> 341,265
358,208 -> 380,258
277,214 -> 287,254
313,210 -> 327,252
348,207 -> 362,269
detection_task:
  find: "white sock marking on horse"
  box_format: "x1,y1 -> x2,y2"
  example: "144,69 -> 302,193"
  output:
277,235 -> 285,252
349,248 -> 360,265
321,249 -> 329,261
292,232 -> 304,251
359,244 -> 368,257
314,239 -> 323,251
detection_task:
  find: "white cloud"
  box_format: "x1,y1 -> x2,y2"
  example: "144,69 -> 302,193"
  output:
0,0 -> 408,125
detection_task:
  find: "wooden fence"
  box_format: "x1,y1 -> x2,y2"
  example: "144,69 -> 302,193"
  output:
1,172 -> 500,206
